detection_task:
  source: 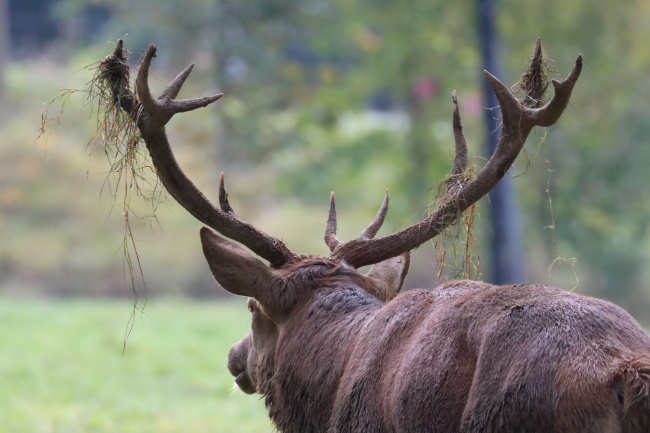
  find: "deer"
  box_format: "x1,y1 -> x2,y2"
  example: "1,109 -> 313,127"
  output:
101,39 -> 650,432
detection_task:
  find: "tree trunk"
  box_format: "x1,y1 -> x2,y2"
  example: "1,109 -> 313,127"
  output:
476,0 -> 527,284
0,0 -> 9,98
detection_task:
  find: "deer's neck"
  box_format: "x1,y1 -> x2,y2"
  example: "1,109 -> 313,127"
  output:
266,287 -> 383,432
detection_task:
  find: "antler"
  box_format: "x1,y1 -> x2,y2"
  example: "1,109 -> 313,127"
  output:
329,40 -> 583,268
325,191 -> 390,252
108,41 -> 297,268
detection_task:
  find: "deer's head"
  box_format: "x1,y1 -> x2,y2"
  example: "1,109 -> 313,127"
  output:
209,225 -> 411,395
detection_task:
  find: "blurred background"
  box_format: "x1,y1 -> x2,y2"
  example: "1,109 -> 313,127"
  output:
4,0 -> 650,314
2,0 -> 650,431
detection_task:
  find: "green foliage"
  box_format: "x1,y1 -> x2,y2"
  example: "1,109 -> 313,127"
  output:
5,0 -> 650,320
0,298 -> 271,433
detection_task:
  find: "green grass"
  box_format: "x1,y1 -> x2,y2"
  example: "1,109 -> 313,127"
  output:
0,298 -> 273,433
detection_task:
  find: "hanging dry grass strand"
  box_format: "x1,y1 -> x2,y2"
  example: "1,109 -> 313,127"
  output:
39,41 -> 166,351
433,92 -> 480,282
514,39 -> 578,289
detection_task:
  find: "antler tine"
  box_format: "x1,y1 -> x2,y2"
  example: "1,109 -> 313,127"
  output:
358,191 -> 389,240
113,39 -> 124,55
533,37 -> 542,59
101,40 -> 137,117
135,44 -> 224,135
135,44 -> 158,121
161,62 -> 195,101
445,92 -> 469,195
219,172 -> 235,214
326,191 -> 389,254
450,91 -> 468,178
103,41 -> 296,267
530,56 -> 582,126
331,41 -> 582,269
325,192 -> 343,252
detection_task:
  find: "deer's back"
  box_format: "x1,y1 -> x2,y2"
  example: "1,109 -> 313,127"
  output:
329,281 -> 650,433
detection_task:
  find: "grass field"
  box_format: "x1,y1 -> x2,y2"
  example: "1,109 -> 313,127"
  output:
0,298 -> 273,433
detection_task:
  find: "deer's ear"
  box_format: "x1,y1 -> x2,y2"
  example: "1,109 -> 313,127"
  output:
200,228 -> 286,311
364,252 -> 410,302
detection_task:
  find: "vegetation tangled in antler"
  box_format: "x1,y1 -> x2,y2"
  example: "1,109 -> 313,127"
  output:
40,42 -> 167,345
516,38 -> 553,108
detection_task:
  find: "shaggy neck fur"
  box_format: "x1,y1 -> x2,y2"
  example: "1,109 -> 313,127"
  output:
262,262 -> 385,432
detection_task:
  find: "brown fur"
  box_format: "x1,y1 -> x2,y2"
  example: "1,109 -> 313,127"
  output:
103,38 -> 609,432
225,263 -> 650,433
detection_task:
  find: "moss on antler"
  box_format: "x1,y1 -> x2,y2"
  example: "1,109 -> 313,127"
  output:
516,38 -> 556,108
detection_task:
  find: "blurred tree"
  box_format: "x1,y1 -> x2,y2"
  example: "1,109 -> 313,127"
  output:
334,0 -> 478,196
27,0 -> 650,315
8,0 -> 60,55
476,0 -> 527,284
0,0 -> 8,97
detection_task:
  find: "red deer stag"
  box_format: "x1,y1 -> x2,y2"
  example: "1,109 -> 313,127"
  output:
103,39 -> 650,432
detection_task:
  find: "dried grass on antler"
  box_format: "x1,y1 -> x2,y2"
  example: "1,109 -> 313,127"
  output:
39,42 -> 166,349
433,39 -> 559,280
